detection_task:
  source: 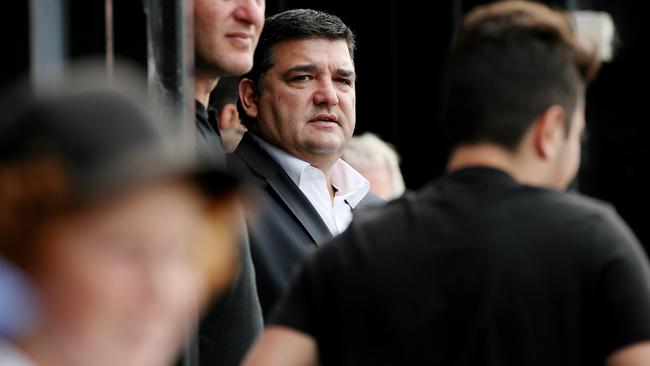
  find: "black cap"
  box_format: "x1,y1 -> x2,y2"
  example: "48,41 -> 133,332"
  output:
0,83 -> 240,204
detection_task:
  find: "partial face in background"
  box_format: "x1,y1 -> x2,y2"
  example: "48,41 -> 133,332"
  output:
218,102 -> 247,152
194,0 -> 265,77
243,38 -> 356,164
32,181 -> 228,366
550,97 -> 586,189
359,165 -> 394,201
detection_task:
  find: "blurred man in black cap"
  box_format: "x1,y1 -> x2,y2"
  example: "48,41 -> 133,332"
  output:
0,70 -> 243,366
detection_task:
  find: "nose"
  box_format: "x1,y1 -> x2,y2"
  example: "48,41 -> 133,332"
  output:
233,0 -> 265,28
313,79 -> 339,107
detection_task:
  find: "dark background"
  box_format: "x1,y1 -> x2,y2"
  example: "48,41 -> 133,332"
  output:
2,0 -> 648,249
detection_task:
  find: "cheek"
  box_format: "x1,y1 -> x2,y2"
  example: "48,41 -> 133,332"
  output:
252,5 -> 265,31
37,253 -> 118,342
341,93 -> 356,125
567,134 -> 581,165
558,141 -> 581,188
265,94 -> 300,129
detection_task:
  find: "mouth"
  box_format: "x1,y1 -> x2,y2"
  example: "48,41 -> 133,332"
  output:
308,114 -> 339,124
226,32 -> 253,47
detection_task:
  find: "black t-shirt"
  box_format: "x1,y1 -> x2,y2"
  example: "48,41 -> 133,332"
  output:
188,101 -> 263,365
271,167 -> 650,366
195,101 -> 225,164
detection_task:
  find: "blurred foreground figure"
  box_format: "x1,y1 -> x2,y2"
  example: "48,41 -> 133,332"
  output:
342,132 -> 405,200
0,72 -> 241,366
244,2 -> 650,365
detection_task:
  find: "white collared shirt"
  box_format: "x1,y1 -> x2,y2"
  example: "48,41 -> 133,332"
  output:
253,135 -> 370,236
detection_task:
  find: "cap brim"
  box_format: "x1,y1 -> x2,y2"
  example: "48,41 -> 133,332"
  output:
75,140 -> 243,203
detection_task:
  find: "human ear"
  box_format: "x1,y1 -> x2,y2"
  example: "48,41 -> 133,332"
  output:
218,104 -> 239,130
533,105 -> 565,160
238,79 -> 259,119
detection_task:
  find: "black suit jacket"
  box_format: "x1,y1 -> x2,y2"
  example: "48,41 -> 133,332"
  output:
230,133 -> 384,317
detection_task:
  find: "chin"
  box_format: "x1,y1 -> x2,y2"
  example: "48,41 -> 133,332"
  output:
310,145 -> 342,156
221,57 -> 253,76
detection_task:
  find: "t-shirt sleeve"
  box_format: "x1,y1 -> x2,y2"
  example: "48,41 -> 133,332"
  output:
592,207 -> 650,355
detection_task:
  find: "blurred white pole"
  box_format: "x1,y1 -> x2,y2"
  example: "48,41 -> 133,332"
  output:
143,0 -> 195,147
105,0 -> 114,84
143,3 -> 197,365
29,0 -> 66,88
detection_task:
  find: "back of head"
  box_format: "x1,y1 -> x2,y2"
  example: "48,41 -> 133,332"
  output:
443,1 -> 600,151
209,76 -> 240,112
239,8 -> 356,128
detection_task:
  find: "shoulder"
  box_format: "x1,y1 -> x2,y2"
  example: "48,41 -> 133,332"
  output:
528,188 -> 623,229
527,189 -> 645,264
229,135 -> 274,180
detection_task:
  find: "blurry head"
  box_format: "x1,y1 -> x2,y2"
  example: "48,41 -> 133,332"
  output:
194,0 -> 265,78
0,75 -> 240,365
30,179 -> 237,366
238,9 -> 357,169
443,1 -> 600,188
210,76 -> 247,152
342,133 -> 405,200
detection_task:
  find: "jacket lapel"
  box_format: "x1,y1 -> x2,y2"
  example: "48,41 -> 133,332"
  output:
235,134 -> 333,245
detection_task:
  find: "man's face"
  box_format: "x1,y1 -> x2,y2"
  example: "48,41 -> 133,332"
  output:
551,98 -> 586,189
251,38 -> 356,164
34,181 -> 234,366
194,0 -> 265,77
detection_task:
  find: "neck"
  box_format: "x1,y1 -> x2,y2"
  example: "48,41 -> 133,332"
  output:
447,142 -> 548,187
195,72 -> 220,108
311,158 -> 339,202
290,150 -> 339,201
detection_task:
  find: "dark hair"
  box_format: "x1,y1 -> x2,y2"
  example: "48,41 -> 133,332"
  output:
238,8 -> 355,127
209,76 -> 239,112
443,1 -> 600,150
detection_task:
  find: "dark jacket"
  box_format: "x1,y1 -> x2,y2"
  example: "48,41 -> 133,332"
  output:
231,133 -> 384,317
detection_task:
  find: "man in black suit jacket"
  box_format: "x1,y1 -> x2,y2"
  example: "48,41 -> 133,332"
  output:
233,9 -> 384,317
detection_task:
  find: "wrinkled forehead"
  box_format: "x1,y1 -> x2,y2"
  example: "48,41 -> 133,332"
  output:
269,38 -> 354,71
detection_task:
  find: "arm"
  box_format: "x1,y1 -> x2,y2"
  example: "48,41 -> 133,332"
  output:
242,326 -> 319,366
607,341 -> 650,366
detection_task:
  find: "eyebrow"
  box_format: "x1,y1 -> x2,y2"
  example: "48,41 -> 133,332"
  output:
285,64 -> 318,75
336,69 -> 356,80
284,64 -> 356,79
